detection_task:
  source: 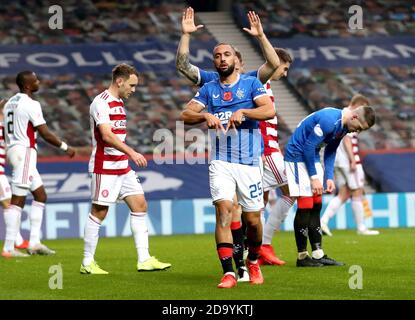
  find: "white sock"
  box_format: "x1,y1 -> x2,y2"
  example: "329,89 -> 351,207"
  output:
321,196 -> 343,224
28,201 -> 45,248
312,249 -> 325,259
130,212 -> 150,263
3,205 -> 22,252
15,230 -> 24,246
352,198 -> 366,231
260,208 -> 265,229
263,196 -> 294,244
82,213 -> 102,266
298,251 -> 309,260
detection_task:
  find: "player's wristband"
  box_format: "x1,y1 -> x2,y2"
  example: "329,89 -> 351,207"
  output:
310,175 -> 319,180
60,142 -> 68,151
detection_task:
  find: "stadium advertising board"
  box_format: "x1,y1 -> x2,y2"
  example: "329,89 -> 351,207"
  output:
0,161 -> 414,239
0,40 -> 215,74
273,35 -> 415,68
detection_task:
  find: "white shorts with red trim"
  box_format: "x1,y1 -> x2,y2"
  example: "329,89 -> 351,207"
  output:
262,152 -> 288,191
209,160 -> 264,212
285,161 -> 324,197
91,170 -> 144,206
7,145 -> 43,196
0,175 -> 11,201
334,164 -> 365,190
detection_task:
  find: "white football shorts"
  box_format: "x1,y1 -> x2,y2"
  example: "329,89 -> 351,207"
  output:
209,159 -> 264,212
7,145 -> 43,196
334,163 -> 365,190
91,170 -> 144,206
285,161 -> 324,197
263,152 -> 288,191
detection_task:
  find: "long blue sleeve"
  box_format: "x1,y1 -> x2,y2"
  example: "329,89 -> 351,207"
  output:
303,124 -> 326,177
324,138 -> 342,180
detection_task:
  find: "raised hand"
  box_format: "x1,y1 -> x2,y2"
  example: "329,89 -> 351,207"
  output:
182,7 -> 204,35
242,11 -> 264,38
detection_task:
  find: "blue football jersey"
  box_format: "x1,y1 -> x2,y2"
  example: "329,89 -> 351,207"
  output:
284,108 -> 348,179
198,69 -> 266,155
192,74 -> 268,166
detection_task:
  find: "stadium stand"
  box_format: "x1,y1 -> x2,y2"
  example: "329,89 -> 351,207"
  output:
233,0 -> 415,152
233,0 -> 415,39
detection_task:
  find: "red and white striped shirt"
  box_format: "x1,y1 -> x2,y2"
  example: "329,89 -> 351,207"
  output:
89,90 -> 131,175
349,132 -> 361,164
0,122 -> 6,175
259,81 -> 280,156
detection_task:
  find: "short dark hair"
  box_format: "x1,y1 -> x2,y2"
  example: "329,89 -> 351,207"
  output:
350,93 -> 370,107
112,64 -> 139,83
363,105 -> 376,127
274,48 -> 292,64
16,70 -> 34,91
235,48 -> 243,64
213,43 -> 237,55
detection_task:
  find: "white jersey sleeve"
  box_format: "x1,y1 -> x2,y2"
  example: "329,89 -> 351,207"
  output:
27,101 -> 46,127
90,98 -> 111,126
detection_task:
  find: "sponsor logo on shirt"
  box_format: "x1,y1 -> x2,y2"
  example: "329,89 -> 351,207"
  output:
314,124 -> 323,137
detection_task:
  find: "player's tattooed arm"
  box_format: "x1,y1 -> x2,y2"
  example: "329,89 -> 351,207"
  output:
176,7 -> 203,84
176,52 -> 199,84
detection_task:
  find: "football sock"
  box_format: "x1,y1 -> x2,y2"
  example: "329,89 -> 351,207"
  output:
247,240 -> 262,262
82,213 -> 102,266
352,198 -> 366,231
29,201 -> 45,248
321,196 -> 343,224
309,202 -> 323,251
130,212 -> 151,263
298,251 -> 309,260
231,221 -> 245,269
217,243 -> 234,274
3,205 -> 22,252
312,249 -> 325,259
15,231 -> 24,246
263,195 -> 294,244
294,208 -> 310,253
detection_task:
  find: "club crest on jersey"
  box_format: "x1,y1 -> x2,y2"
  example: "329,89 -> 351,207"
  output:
223,91 -> 232,101
101,190 -> 109,198
314,124 -> 323,137
236,88 -> 245,99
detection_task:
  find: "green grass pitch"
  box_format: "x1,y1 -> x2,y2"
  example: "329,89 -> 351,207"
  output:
1,228 -> 414,300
